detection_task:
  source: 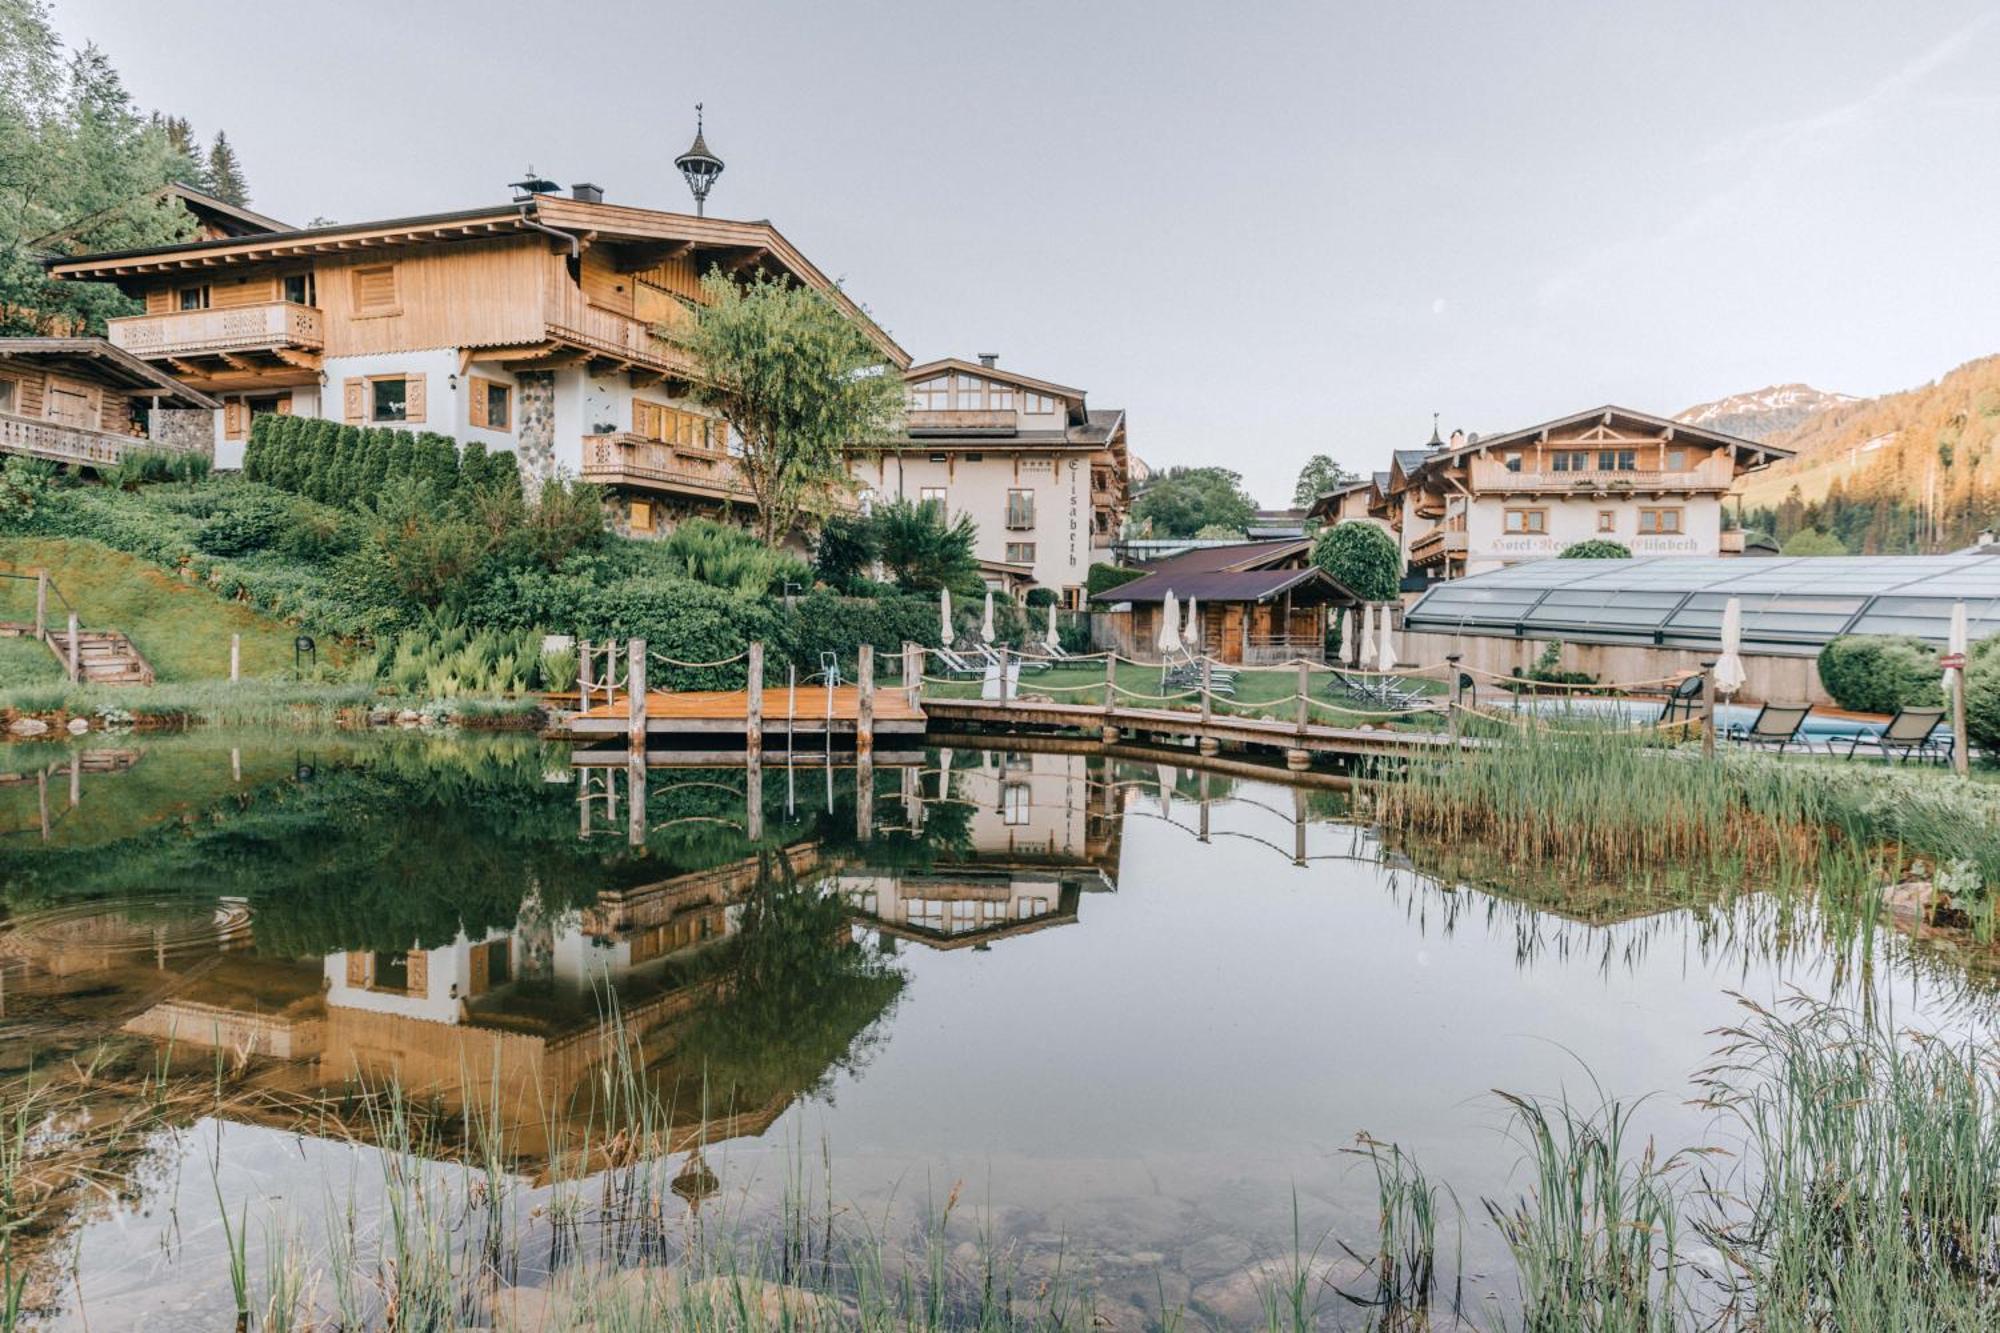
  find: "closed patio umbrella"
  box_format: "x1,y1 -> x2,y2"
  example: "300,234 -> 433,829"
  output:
939,588 -> 953,647
1045,601 -> 1060,650
1714,596 -> 1747,697
1184,596 -> 1202,654
1376,605 -> 1397,673
1158,590 -> 1183,657
1359,604 -> 1377,668
980,590 -> 996,644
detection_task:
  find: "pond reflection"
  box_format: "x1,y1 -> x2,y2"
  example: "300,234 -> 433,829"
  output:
1,732 -> 1996,1328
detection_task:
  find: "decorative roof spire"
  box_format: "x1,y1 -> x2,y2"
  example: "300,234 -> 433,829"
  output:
1428,412 -> 1443,447
675,103 -> 725,217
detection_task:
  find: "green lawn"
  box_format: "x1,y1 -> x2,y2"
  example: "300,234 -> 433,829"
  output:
0,634 -> 64,688
921,658 -> 1444,727
0,538 -> 312,683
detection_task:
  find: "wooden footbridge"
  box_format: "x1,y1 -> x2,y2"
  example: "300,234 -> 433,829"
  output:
551,639 -> 1477,769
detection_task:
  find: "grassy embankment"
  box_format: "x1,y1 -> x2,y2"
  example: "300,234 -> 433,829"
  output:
0,536 -> 306,685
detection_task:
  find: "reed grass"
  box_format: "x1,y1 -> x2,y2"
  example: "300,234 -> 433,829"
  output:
1374,726 -> 2000,939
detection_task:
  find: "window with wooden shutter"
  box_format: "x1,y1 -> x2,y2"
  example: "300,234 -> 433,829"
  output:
223,400 -> 248,440
345,953 -> 369,987
351,264 -> 398,315
405,950 -> 428,995
469,377 -> 509,430
343,377 -> 364,422
403,373 -> 426,423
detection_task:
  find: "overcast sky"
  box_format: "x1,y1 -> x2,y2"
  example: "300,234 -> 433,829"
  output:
51,0 -> 2000,506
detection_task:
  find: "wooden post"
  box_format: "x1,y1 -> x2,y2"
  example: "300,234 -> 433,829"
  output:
626,755 -> 647,848
1103,653 -> 1116,715
1950,664 -> 1969,778
578,767 -> 591,838
1447,653 -> 1463,746
231,747 -> 241,784
1293,785 -> 1307,866
1200,656 -> 1213,724
230,633 -> 241,684
1698,660 -> 1717,760
1198,769 -> 1211,843
69,757 -> 81,809
627,638 -> 647,756
857,643 -> 875,757
1296,659 -> 1310,736
903,640 -> 921,708
34,572 -> 47,638
579,638 -> 594,710
66,612 -> 78,682
746,641 -> 764,761
997,645 -> 1011,703
746,749 -> 764,842
856,752 -> 875,843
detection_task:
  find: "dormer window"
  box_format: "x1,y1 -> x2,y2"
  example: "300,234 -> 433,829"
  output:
909,376 -> 949,411
1023,392 -> 1057,414
953,375 -> 983,410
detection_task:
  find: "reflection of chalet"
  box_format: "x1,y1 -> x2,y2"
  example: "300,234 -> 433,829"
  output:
843,871 -> 1081,949
119,847 -> 837,1169
842,751 -> 1117,949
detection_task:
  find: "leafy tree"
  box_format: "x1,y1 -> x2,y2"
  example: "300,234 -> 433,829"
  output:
812,511 -> 880,592
0,8 -> 197,334
1561,539 -> 1631,558
874,497 -> 979,596
1293,453 -> 1356,509
1780,527 -> 1847,556
1311,520 -> 1400,601
1132,466 -> 1257,538
678,269 -> 904,547
359,475 -> 495,610
1194,522 -> 1247,540
203,129 -> 247,205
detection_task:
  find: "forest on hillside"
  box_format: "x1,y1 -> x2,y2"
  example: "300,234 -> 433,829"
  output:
1739,355 -> 2000,554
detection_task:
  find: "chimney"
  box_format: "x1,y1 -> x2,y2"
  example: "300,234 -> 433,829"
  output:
570,182 -> 604,204
1979,529 -> 1996,548
977,352 -> 998,368
1448,429 -> 1465,449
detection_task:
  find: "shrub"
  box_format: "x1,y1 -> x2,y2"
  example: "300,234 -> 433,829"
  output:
1312,521 -> 1400,601
194,491 -> 295,556
1962,635 -> 2000,757
1781,527 -> 1847,556
656,517 -> 809,596
104,448 -> 210,489
0,456 -> 57,526
1817,635 -> 1942,715
1562,539 -> 1631,559
1087,563 -> 1145,598
1024,586 -> 1058,608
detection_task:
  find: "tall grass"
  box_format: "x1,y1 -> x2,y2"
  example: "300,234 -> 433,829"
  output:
1374,726 -> 2000,938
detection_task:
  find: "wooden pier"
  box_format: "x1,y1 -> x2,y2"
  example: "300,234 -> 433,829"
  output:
922,697 -> 1464,765
565,686 -> 926,744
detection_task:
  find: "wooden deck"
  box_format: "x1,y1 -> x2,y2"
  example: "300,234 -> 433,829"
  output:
564,686 -> 926,741
922,697 -> 1464,760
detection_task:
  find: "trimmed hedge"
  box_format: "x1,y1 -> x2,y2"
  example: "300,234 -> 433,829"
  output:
1561,539 -> 1631,559
1817,635 -> 1942,715
1087,563 -> 1145,598
243,413 -> 520,511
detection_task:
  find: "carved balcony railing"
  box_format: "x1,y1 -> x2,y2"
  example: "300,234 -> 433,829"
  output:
108,301 -> 321,358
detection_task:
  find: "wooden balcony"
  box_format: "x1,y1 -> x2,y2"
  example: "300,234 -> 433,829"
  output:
0,410 -> 169,470
109,301 -> 322,359
907,409 -> 1017,434
543,279 -> 697,377
1468,456 -> 1734,495
580,433 -> 752,504
1408,526 -> 1468,566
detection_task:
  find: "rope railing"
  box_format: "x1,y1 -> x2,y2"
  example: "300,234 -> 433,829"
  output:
647,649 -> 752,670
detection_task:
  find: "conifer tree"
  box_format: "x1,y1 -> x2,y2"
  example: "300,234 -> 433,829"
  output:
205,130 -> 248,205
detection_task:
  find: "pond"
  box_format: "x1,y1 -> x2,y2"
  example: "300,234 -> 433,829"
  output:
0,731 -> 1992,1329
